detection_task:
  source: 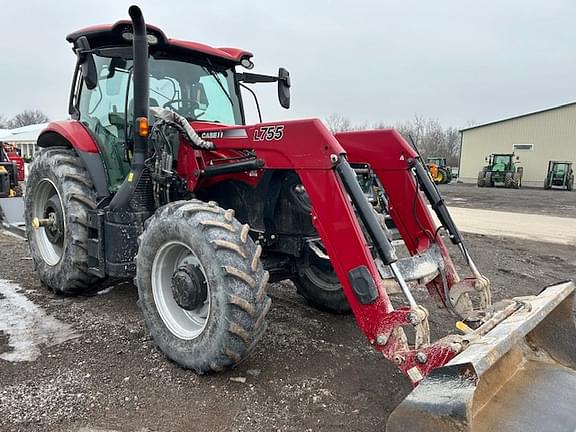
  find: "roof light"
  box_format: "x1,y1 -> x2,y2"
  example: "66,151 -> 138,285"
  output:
240,57 -> 254,70
121,32 -> 159,45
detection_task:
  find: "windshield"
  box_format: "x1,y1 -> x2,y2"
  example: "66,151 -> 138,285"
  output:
148,58 -> 242,124
493,155 -> 511,169
79,55 -> 243,127
77,54 -> 243,190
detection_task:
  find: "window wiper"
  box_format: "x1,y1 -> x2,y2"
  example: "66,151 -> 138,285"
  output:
202,65 -> 233,105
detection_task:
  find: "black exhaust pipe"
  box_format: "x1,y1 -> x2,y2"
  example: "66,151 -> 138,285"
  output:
108,5 -> 150,211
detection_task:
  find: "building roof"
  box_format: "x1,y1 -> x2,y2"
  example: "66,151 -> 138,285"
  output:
460,101 -> 576,132
0,123 -> 49,143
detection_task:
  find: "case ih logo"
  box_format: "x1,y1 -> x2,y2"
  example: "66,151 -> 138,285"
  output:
199,129 -> 248,140
200,131 -> 224,139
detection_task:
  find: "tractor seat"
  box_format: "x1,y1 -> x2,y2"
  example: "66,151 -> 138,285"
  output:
127,97 -> 160,121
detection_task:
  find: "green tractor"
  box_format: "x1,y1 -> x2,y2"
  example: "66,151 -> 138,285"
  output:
426,157 -> 453,184
477,153 -> 522,188
544,161 -> 574,191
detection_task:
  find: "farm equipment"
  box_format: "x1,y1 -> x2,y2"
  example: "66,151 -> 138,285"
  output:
25,6 -> 576,431
477,153 -> 522,188
544,161 -> 573,191
426,157 -> 452,184
0,143 -> 23,198
0,142 -> 25,235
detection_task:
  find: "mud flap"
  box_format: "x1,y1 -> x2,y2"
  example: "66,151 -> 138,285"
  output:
0,197 -> 25,237
387,281 -> 576,432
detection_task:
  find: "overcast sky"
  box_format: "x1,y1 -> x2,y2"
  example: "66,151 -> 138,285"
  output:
1,0 -> 575,128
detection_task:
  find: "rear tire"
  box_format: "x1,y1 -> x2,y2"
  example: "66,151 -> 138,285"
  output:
477,171 -> 486,187
512,172 -> 522,189
435,169 -> 446,184
25,147 -> 102,295
135,200 -> 271,373
567,177 -> 574,191
292,252 -> 351,314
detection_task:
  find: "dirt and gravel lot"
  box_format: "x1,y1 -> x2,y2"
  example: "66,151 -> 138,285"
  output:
1,184 -> 575,432
438,182 -> 576,217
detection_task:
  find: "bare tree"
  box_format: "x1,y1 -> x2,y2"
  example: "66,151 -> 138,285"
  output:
327,113 -> 464,166
0,114 -> 9,129
325,113 -> 354,133
9,110 -> 50,128
374,116 -> 461,165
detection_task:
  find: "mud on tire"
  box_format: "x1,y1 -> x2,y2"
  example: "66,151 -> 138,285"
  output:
135,200 -> 271,373
25,147 -> 101,295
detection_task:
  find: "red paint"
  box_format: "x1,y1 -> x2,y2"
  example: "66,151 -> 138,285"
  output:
168,39 -> 252,63
38,121 -> 100,153
4,150 -> 25,181
180,121 -> 465,383
66,21 -> 251,64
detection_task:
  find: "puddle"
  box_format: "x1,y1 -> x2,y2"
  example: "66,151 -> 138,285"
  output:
0,279 -> 77,362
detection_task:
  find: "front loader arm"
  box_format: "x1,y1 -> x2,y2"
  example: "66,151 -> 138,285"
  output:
200,119 -> 474,382
184,118 -> 576,431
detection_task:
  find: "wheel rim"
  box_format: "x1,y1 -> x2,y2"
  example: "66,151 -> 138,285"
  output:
152,241 -> 210,340
303,252 -> 341,292
32,178 -> 65,266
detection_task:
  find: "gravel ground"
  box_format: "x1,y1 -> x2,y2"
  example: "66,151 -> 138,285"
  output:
1,186 -> 576,431
438,182 -> 576,217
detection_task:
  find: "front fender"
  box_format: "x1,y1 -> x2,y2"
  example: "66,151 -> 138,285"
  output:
36,121 -> 109,198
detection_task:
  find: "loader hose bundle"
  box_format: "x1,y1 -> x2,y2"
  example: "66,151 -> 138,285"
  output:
149,107 -> 215,150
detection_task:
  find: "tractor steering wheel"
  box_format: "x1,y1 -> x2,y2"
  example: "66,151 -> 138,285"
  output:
163,99 -> 205,119
163,99 -> 185,110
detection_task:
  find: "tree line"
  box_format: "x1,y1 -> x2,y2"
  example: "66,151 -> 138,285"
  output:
325,113 -> 462,166
0,110 -> 50,129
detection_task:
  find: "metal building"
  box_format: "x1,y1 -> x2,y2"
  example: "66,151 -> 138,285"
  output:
458,102 -> 576,187
0,123 -> 48,158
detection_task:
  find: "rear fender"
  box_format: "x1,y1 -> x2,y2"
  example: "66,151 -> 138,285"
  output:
37,121 -> 109,198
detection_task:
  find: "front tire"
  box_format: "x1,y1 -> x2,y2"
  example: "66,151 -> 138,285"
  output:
135,200 -> 271,373
292,252 -> 351,314
25,147 -> 101,294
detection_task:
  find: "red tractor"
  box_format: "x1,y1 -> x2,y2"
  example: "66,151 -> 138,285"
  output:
0,142 -> 23,197
25,7 -> 576,431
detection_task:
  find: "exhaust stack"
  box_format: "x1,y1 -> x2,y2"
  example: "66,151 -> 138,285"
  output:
108,5 -> 150,211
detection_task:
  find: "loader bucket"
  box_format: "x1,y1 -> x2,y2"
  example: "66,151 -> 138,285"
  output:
387,281 -> 576,432
0,197 -> 25,237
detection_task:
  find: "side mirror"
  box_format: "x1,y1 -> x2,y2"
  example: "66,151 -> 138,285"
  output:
516,156 -> 520,160
277,67 -> 291,109
76,36 -> 98,90
485,157 -> 488,162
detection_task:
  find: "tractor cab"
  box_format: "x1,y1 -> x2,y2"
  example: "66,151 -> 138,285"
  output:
488,153 -> 514,171
478,153 -> 522,188
64,21 -> 289,193
426,157 -> 446,167
545,160 -> 574,190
